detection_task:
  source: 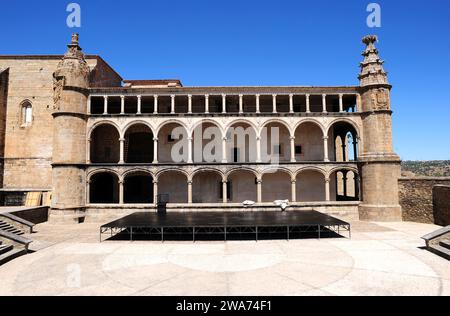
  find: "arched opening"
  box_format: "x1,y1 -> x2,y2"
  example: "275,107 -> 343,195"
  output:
89,172 -> 119,204
124,172 -> 154,204
192,122 -> 222,163
261,122 -> 291,163
329,121 -> 359,162
296,170 -> 326,202
192,171 -> 224,203
294,122 -> 324,162
262,171 -> 291,202
228,170 -> 257,203
158,171 -> 188,203
90,124 -> 120,163
124,124 -> 154,163
226,122 -> 257,163
21,101 -> 33,125
158,123 -> 189,163
332,170 -> 360,201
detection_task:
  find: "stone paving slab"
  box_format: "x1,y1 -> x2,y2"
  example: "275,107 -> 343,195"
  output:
0,221 -> 448,296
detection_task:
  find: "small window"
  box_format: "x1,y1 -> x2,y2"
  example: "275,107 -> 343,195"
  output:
233,148 -> 240,163
295,145 -> 303,155
21,101 -> 33,126
167,134 -> 175,143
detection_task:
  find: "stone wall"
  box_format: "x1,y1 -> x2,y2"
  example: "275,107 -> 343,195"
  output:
399,177 -> 450,224
433,185 -> 450,226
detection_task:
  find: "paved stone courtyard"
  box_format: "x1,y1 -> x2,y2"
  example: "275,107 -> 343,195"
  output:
0,220 -> 449,296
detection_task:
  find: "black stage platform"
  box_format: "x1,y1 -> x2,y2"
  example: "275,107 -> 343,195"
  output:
100,211 -> 351,242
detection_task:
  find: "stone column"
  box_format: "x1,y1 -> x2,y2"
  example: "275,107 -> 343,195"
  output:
239,94 -> 244,114
256,94 -> 261,114
342,171 -> 348,197
86,180 -> 91,204
187,137 -> 193,164
87,96 -> 91,115
256,136 -> 262,163
353,138 -> 359,161
137,95 -> 142,115
205,95 -> 210,114
120,95 -> 125,114
153,180 -> 158,205
188,95 -> 193,114
171,95 -> 176,114
119,180 -> 124,205
342,137 -> 347,162
356,94 -> 361,112
306,94 -> 311,113
323,136 -> 329,162
325,177 -> 331,202
291,180 -> 297,203
103,96 -> 108,115
222,137 -> 228,163
86,139 -> 91,164
222,94 -> 227,114
322,94 -> 327,113
119,138 -> 125,164
222,181 -> 228,204
339,94 -> 344,113
188,180 -> 193,204
154,95 -> 158,114
272,94 -> 278,114
290,136 -> 296,163
153,138 -> 159,164
257,179 -> 262,203
289,94 -> 294,113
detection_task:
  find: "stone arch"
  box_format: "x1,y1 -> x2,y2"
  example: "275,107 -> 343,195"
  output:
157,121 -> 189,163
191,119 -> 224,163
227,168 -> 259,203
90,123 -> 121,163
88,120 -> 121,139
123,120 -> 156,137
225,120 -> 259,163
192,168 -> 225,203
326,118 -> 360,137
123,170 -> 154,204
261,168 -> 293,202
329,168 -> 360,201
89,171 -> 120,204
260,119 -> 293,137
294,120 -> 326,162
295,166 -> 327,178
157,169 -> 189,203
296,168 -> 326,202
156,119 -> 189,136
293,119 -> 326,137
123,122 -> 154,163
327,119 -> 360,162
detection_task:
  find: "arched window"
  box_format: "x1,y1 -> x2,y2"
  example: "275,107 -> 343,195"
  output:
21,101 -> 33,126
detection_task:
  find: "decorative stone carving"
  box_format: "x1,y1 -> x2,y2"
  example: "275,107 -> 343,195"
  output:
370,88 -> 390,110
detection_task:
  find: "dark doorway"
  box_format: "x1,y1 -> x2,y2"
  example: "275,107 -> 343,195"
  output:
124,173 -> 154,204
90,173 -> 119,204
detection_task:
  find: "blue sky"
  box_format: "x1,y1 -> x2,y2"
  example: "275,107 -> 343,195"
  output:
1,0 -> 449,160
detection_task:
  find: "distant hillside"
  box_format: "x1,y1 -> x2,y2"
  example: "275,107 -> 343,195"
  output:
402,161 -> 450,177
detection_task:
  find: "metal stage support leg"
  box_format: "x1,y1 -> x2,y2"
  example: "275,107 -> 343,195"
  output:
99,229 -> 102,243
193,227 -> 195,243
224,226 -> 227,242
318,225 -> 321,240
256,227 -> 258,242
161,227 -> 164,243
287,226 -> 290,241
130,227 -> 133,241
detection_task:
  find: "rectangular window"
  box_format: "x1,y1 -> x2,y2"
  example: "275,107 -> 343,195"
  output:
167,134 -> 175,143
295,145 -> 303,155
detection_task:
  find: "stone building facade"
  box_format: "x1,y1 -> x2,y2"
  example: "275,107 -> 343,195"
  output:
0,34 -> 402,222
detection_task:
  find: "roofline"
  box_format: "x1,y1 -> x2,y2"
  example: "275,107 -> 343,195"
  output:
0,54 -> 123,81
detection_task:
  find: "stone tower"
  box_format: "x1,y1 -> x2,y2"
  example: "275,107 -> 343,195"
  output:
51,34 -> 90,220
358,35 -> 402,221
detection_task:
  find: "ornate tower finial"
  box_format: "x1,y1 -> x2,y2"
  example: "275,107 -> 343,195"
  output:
71,33 -> 79,45
359,35 -> 388,87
